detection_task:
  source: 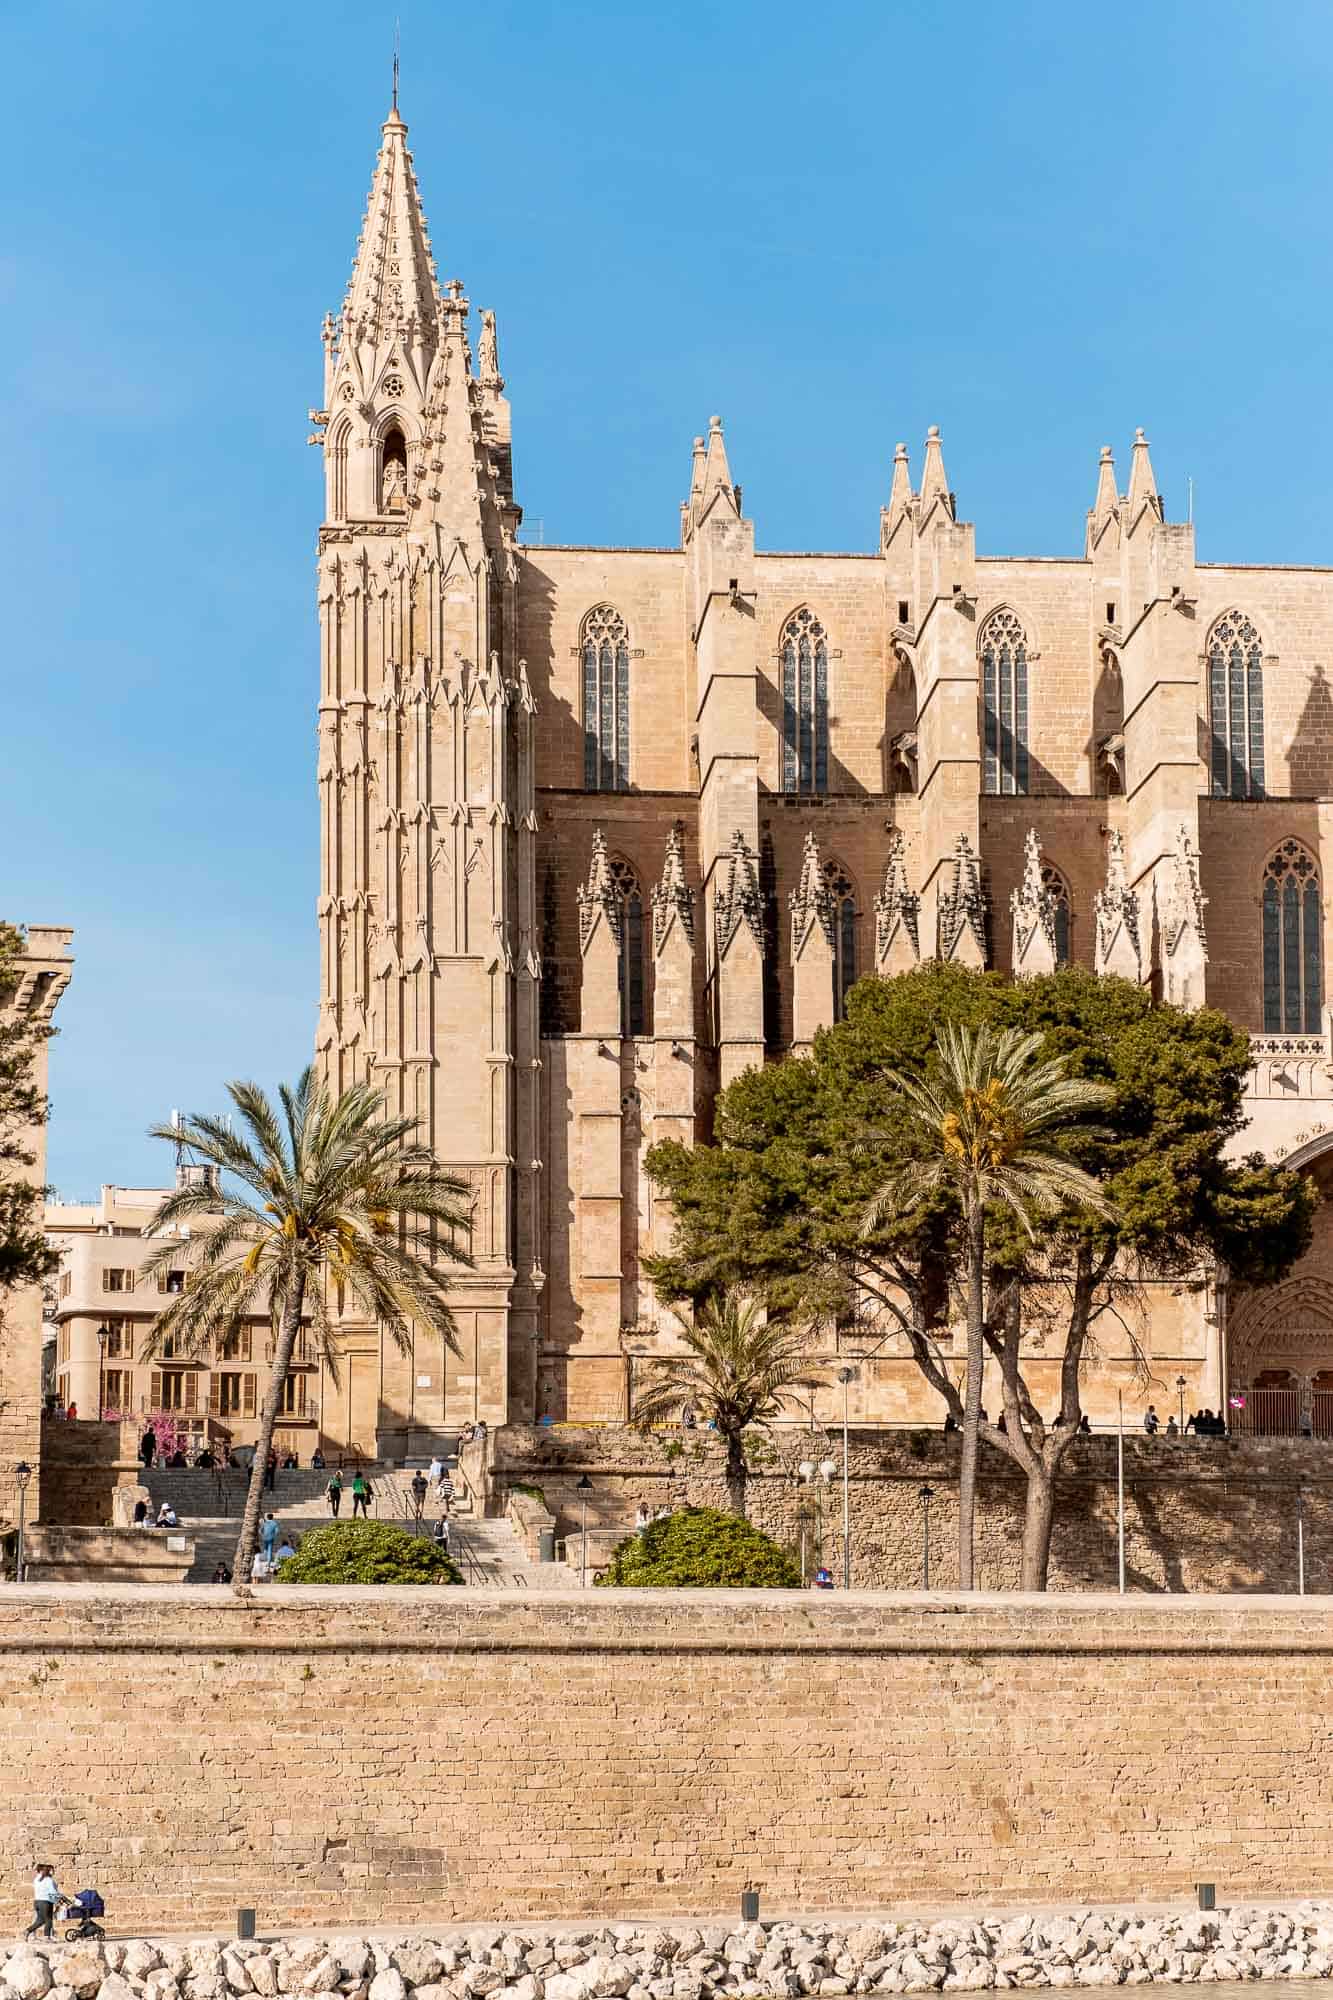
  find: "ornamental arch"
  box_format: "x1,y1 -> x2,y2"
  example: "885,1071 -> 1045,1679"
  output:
1227,1136 -> 1333,1434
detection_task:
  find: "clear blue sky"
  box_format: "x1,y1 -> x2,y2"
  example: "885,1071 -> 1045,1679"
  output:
5,0 -> 1333,1194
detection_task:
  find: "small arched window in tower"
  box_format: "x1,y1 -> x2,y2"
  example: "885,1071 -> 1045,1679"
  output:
780,608 -> 829,794
380,425 -> 408,513
980,610 -> 1030,796
608,857 -> 647,1036
1043,864 -> 1072,965
1263,839 -> 1322,1033
582,606 -> 631,791
1208,610 -> 1266,798
824,859 -> 857,1018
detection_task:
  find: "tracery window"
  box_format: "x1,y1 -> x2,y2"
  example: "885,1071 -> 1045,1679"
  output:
980,610 -> 1029,796
1263,840 -> 1322,1033
1043,864 -> 1071,965
582,607 -> 631,791
608,857 -> 647,1037
824,860 -> 857,1018
780,608 -> 829,794
1208,611 -> 1266,799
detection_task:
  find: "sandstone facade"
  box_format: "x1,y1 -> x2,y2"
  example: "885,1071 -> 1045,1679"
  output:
308,100 -> 1333,1452
5,1589 -> 1333,1926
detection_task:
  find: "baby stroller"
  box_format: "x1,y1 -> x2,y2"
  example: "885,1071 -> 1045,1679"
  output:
64,1889 -> 106,1940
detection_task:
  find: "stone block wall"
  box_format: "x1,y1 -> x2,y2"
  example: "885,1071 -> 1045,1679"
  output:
5,1588 -> 1333,1930
490,1424 -> 1333,1594
40,1419 -> 143,1526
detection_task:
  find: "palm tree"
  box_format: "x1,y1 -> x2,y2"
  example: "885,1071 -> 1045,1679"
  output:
869,1023 -> 1115,1590
631,1291 -> 826,1517
140,1069 -> 472,1588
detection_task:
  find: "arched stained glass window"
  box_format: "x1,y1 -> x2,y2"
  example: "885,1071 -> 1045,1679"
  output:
780,608 -> 829,794
582,606 -> 631,791
1043,863 -> 1071,965
1208,611 -> 1266,799
980,610 -> 1030,796
1263,840 -> 1322,1033
608,857 -> 647,1037
823,859 -> 857,1019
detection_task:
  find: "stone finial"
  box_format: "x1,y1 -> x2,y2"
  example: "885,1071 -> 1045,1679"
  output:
698,414 -> 738,518
874,831 -> 920,973
1156,824 -> 1208,1011
1087,444 -> 1119,553
339,104 -> 442,347
651,821 -> 695,952
918,424 -> 953,518
1126,425 -> 1163,526
883,441 -> 913,538
1094,830 -> 1143,981
937,832 -> 987,967
577,829 -> 622,953
714,830 -> 765,957
1010,829 -> 1059,978
789,831 -> 835,956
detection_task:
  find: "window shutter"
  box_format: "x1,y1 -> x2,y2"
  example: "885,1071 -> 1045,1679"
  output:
126,1270 -> 135,1293
243,1374 -> 256,1418
151,1370 -> 162,1409
209,1375 -> 220,1416
242,1327 -> 252,1363
184,1374 -> 197,1412
157,1274 -> 167,1294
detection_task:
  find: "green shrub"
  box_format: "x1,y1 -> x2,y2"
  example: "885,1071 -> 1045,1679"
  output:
595,1505 -> 802,1589
275,1520 -> 463,1586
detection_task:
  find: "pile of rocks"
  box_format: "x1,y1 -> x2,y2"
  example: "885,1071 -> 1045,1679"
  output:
1,1911 -> 1332,1998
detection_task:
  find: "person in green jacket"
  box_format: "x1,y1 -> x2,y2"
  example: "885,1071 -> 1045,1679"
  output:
351,1471 -> 370,1518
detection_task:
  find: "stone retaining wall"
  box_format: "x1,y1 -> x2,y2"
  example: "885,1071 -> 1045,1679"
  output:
3,1588 -> 1333,1929
490,1426 -> 1333,1592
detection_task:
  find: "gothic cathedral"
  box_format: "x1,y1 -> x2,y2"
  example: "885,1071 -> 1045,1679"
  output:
312,101 -> 1333,1452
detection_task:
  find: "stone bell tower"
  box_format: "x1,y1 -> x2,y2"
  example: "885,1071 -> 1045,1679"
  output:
310,99 -> 541,1447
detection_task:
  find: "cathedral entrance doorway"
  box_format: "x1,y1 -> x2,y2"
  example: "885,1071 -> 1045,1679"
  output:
1227,1137 -> 1333,1434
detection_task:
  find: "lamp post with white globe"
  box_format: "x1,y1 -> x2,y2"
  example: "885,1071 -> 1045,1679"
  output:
797,1457 -> 838,1582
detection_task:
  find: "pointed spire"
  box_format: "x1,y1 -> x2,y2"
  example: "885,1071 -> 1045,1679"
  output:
651,822 -> 695,951
1126,426 -> 1162,525
1094,830 -> 1143,981
1157,822 -> 1208,1010
874,830 -> 920,972
714,830 -> 764,957
888,442 -> 912,516
1010,829 -> 1058,978
341,104 -> 441,347
699,415 -> 738,516
789,831 -> 835,954
577,829 -> 621,952
689,434 -> 706,508
937,832 -> 987,966
1088,445 -> 1119,548
918,424 -> 953,517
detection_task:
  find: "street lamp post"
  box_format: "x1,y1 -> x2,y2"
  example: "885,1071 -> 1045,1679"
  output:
1298,1485 -> 1307,1596
798,1458 -> 837,1580
1176,1374 -> 1187,1431
1116,1389 -> 1126,1595
837,1366 -> 855,1590
576,1473 -> 593,1589
920,1484 -> 934,1590
14,1462 -> 32,1583
97,1326 -> 109,1423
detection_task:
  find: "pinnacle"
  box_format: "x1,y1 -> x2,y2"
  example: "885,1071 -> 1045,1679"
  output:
340,101 -> 441,344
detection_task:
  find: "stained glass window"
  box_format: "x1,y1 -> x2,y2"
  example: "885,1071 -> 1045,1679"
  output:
608,858 -> 647,1037
581,606 -> 631,792
1262,841 -> 1322,1033
823,860 -> 857,1019
980,610 -> 1030,796
780,609 -> 829,794
1208,611 -> 1266,799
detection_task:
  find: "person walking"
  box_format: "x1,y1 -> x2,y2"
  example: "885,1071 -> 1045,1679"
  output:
350,1471 -> 370,1519
438,1470 -> 454,1517
427,1453 -> 444,1493
25,1865 -> 62,1938
139,1425 -> 156,1469
1143,1405 -> 1160,1436
264,1449 -> 277,1491
326,1470 -> 343,1518
410,1471 -> 429,1522
635,1502 -> 651,1538
259,1512 -> 279,1563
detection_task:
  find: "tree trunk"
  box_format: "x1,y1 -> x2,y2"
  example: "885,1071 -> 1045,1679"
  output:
231,1274 -> 307,1592
957,1202 -> 985,1591
724,1431 -> 747,1517
1020,1460 -> 1057,1591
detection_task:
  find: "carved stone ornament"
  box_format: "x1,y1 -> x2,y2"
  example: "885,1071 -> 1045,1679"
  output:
1094,829 -> 1143,980
874,830 -> 920,967
937,833 -> 987,965
1161,821 -> 1208,956
714,829 -> 765,956
577,828 -> 622,953
789,831 -> 835,955
651,821 -> 695,952
1010,829 -> 1058,977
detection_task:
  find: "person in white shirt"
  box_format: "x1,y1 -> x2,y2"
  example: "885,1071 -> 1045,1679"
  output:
26,1865 -> 62,1938
274,1539 -> 296,1563
156,1502 -> 178,1529
250,1551 -> 271,1584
